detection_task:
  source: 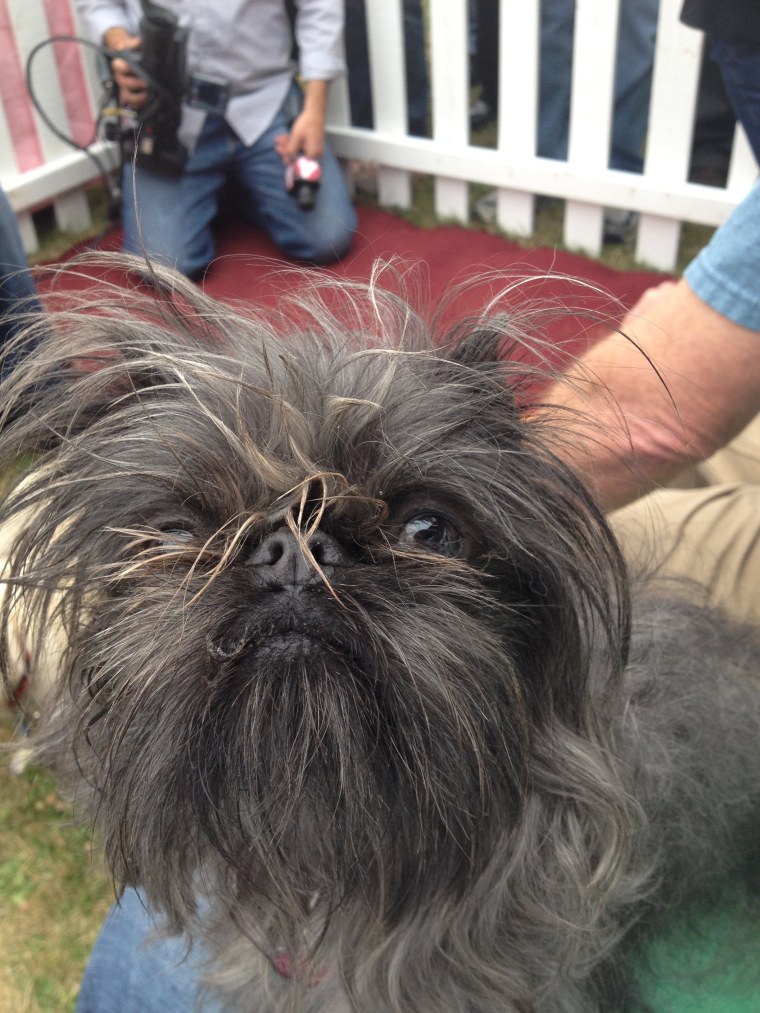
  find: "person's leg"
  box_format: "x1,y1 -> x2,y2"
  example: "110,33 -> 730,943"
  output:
470,0 -> 499,121
0,189 -> 39,316
230,88 -> 356,265
611,483 -> 760,623
76,888 -> 222,1013
611,416 -> 760,624
344,0 -> 374,129
709,36 -> 760,165
538,0 -> 575,160
0,187 -> 43,377
345,0 -> 429,137
120,115 -> 231,278
688,45 -> 735,186
403,0 -> 430,137
610,0 -> 659,173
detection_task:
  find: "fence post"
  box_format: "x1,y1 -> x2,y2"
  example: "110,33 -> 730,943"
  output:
430,0 -> 469,222
365,0 -> 413,209
635,0 -> 701,269
563,0 -> 620,256
494,0 -> 541,237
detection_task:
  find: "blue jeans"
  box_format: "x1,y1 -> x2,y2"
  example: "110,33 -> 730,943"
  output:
539,0 -> 659,172
77,889 -> 220,1012
709,37 -> 760,165
121,86 -> 357,277
0,186 -> 42,378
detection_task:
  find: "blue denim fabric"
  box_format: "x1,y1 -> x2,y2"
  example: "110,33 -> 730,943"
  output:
539,0 -> 659,172
685,180 -> 760,332
121,85 -> 357,277
0,186 -> 43,378
76,888 -> 221,1013
709,36 -> 760,165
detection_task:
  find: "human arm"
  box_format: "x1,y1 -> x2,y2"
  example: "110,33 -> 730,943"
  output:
275,79 -> 329,161
546,180 -> 760,510
546,278 -> 760,511
275,0 -> 344,162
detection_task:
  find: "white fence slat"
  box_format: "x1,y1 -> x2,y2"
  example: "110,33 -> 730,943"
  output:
0,99 -> 20,179
11,0 -> 72,165
635,213 -> 680,271
430,0 -> 469,222
327,72 -> 351,127
726,126 -> 758,196
70,4 -> 102,121
53,187 -> 92,234
567,0 -> 619,167
564,199 -> 605,257
637,0 -> 703,263
366,1 -> 408,133
495,0 -> 540,236
366,0 -> 412,209
377,166 -> 413,209
495,189 -> 534,238
326,74 -> 355,197
564,0 -> 621,256
646,0 -> 702,183
16,211 -> 39,256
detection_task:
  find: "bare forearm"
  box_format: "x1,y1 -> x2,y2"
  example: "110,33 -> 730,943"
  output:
546,279 -> 760,510
277,79 -> 329,161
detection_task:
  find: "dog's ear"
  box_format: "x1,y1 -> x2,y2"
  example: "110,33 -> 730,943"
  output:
437,320 -> 533,420
444,322 -> 504,368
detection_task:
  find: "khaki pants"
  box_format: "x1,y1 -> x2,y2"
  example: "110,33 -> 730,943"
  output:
611,416 -> 760,622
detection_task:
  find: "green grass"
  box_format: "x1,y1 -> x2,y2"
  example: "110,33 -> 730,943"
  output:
0,716 -> 113,1013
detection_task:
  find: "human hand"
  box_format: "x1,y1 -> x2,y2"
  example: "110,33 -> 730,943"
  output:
104,26 -> 147,109
274,79 -> 329,163
274,108 -> 325,164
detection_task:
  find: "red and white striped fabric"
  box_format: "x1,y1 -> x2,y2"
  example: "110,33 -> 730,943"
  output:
0,0 -> 99,179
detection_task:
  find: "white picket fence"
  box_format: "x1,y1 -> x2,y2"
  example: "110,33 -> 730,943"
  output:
1,0 -> 757,270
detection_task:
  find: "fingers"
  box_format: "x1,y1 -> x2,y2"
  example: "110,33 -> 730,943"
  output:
280,110 -> 325,162
104,29 -> 146,109
111,56 -> 148,109
274,132 -> 293,164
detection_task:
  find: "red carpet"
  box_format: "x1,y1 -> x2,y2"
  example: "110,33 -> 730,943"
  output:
42,205 -> 668,357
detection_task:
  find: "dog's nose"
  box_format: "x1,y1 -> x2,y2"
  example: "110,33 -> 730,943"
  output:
250,526 -> 346,587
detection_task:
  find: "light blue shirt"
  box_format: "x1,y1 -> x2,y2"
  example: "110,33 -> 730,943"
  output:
685,181 -> 760,333
75,0 -> 345,148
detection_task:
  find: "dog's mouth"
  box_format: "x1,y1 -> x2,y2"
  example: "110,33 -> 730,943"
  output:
253,630 -> 355,665
205,607 -> 364,675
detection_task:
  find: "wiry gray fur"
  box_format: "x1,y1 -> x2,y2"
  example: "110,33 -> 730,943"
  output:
1,257 -> 759,1012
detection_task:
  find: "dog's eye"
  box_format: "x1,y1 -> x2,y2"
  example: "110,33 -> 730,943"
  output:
154,522 -> 196,549
399,512 -> 463,558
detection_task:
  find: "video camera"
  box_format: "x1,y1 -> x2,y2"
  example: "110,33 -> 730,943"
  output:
104,0 -> 320,204
108,0 -> 189,176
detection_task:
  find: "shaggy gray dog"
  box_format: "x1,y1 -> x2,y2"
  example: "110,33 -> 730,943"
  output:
1,259 -> 759,1012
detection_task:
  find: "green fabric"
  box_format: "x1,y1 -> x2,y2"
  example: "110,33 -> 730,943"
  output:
636,895 -> 760,1011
